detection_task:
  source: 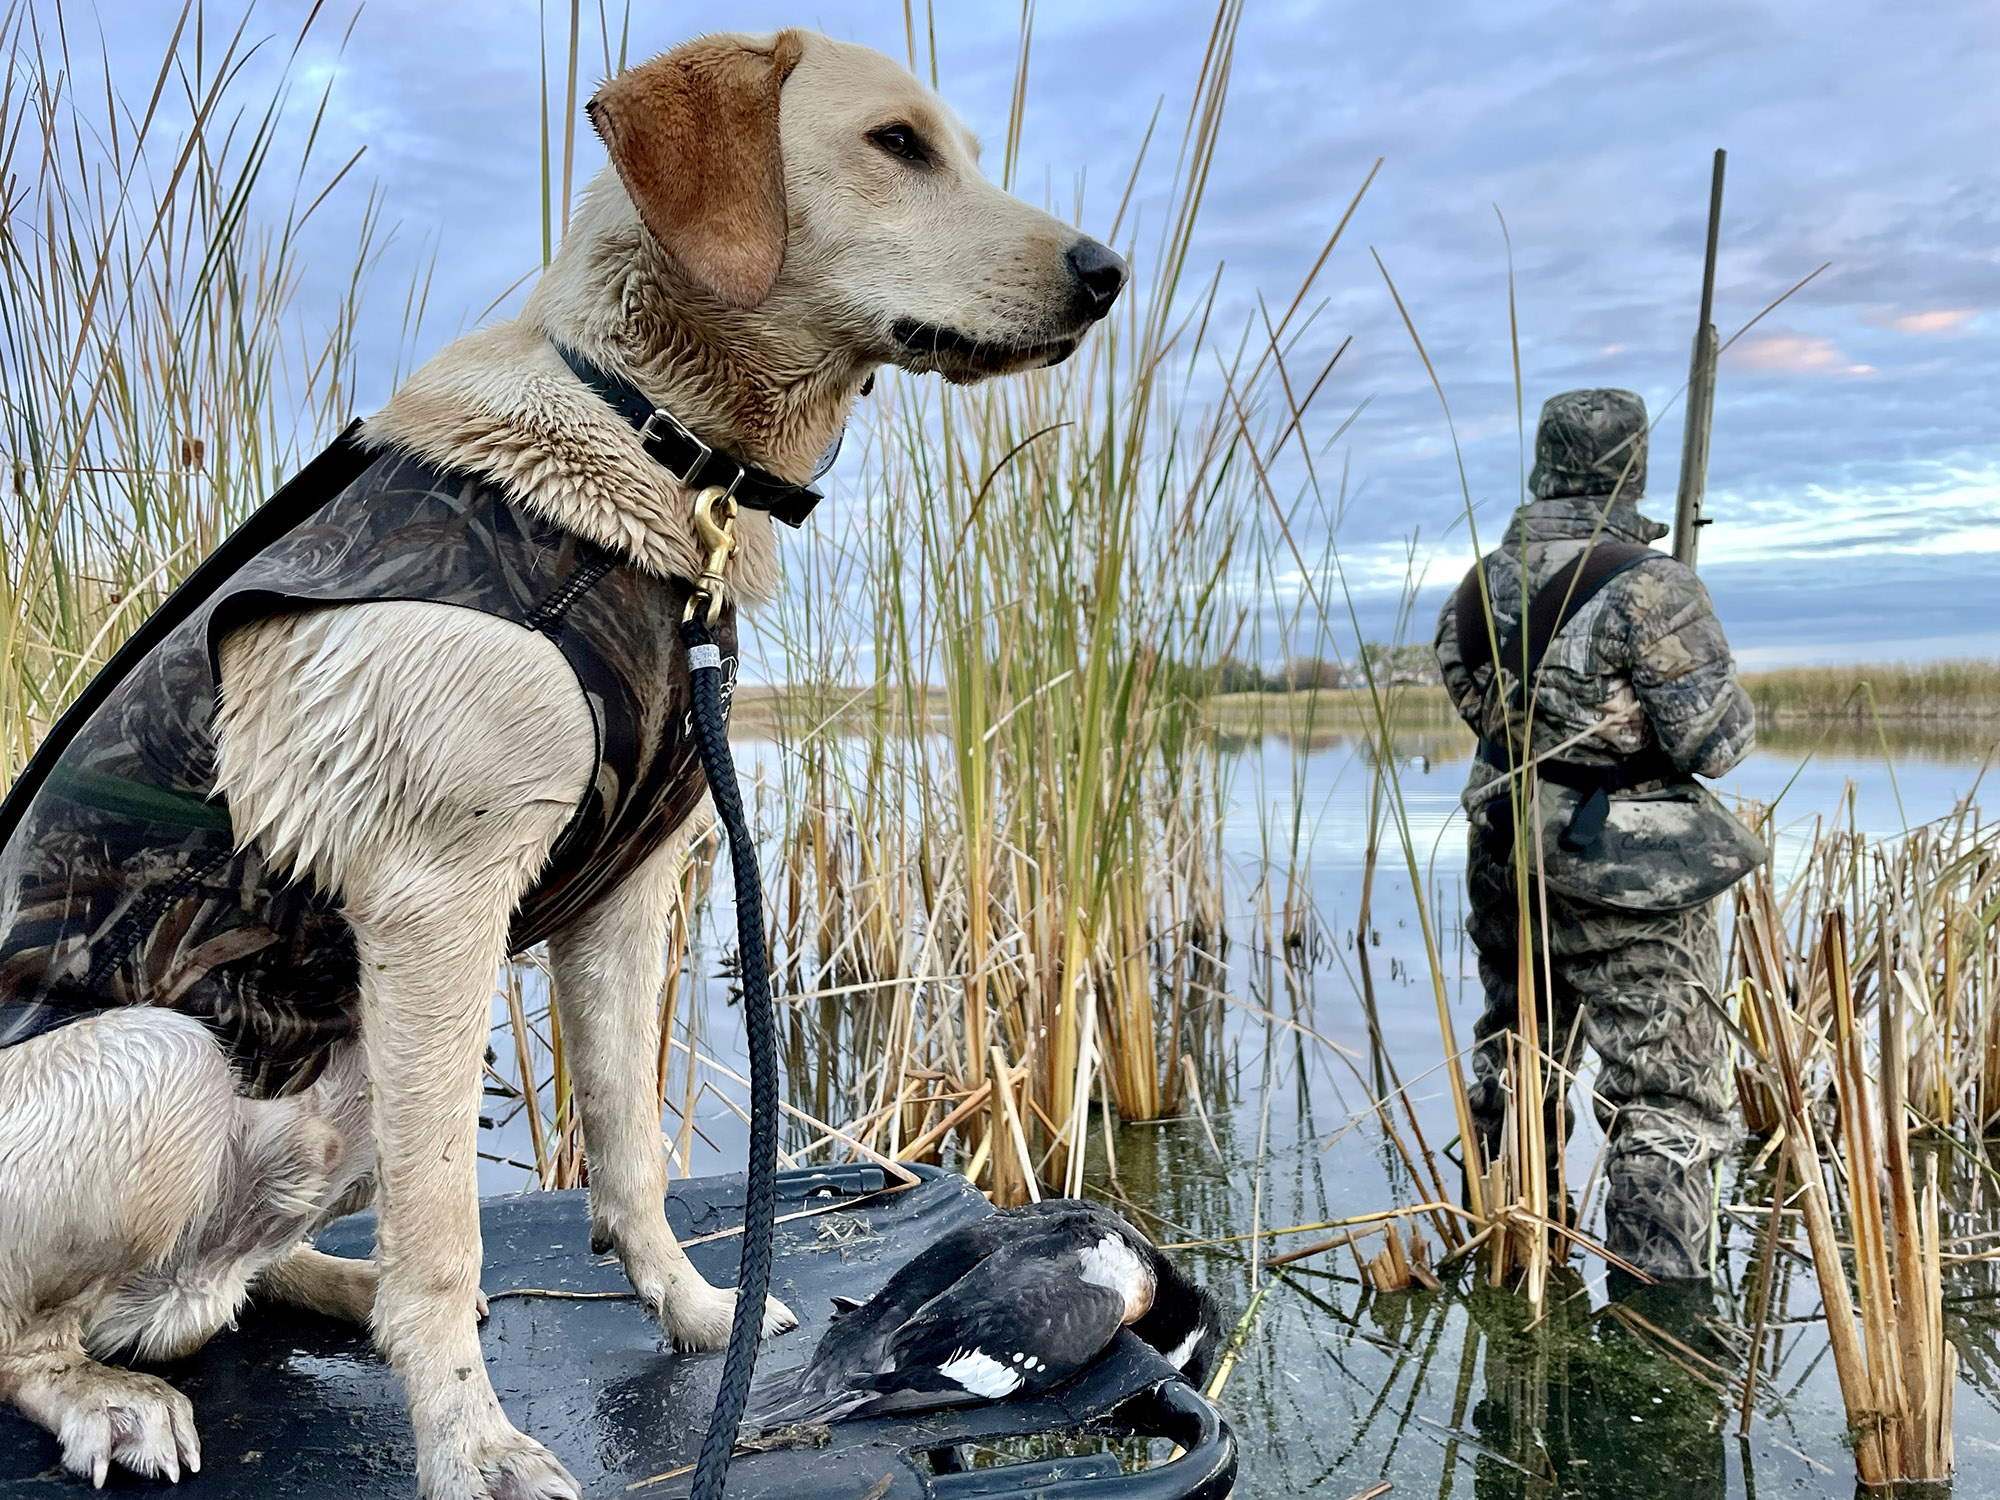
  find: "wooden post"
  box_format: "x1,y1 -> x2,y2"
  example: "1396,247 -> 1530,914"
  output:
1672,149 -> 1726,569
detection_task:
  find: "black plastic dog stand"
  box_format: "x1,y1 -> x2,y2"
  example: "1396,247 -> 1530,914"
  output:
0,1166 -> 1236,1498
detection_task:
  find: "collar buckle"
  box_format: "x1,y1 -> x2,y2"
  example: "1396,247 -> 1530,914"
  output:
639,407 -> 717,488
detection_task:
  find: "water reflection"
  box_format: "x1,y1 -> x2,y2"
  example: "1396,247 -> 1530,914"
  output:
1466,1275 -> 1727,1500
1076,719 -> 2000,1498
1757,721 -> 2000,767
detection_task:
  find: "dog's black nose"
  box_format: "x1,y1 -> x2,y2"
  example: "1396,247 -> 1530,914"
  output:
1066,239 -> 1128,321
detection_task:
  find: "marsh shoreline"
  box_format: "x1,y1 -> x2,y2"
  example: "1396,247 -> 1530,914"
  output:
732,676 -> 2000,737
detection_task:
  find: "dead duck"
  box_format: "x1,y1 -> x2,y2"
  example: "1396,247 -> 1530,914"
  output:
751,1199 -> 1223,1428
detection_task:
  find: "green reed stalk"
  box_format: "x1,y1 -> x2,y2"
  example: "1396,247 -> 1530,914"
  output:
753,0 -> 1337,1199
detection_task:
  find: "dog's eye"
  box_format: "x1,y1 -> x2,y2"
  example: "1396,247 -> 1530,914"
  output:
869,124 -> 931,166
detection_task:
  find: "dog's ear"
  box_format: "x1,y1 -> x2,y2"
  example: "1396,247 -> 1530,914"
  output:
587,30 -> 806,310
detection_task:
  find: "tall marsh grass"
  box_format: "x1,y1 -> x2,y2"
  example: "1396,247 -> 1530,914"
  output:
750,0 -> 1372,1203
0,1 -> 389,780
1746,661 -> 2000,723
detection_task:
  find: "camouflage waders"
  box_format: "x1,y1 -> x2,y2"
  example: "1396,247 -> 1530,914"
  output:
1465,822 -> 1731,1281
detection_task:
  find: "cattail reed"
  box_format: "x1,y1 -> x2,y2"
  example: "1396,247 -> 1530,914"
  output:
0,3 -> 392,782
1735,849 -> 1962,1485
733,0 -> 1374,1204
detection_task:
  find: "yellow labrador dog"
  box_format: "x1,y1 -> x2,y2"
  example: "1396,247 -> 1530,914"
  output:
0,28 -> 1122,1499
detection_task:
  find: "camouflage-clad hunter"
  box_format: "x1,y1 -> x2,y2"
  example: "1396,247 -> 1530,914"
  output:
1434,388 -> 1764,1286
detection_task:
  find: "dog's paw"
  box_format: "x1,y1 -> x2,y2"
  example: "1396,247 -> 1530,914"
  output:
52,1369 -> 200,1488
476,1436 -> 581,1500
655,1283 -> 799,1352
420,1420 -> 579,1500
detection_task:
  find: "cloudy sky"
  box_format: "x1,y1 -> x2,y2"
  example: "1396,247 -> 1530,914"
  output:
110,0 -> 2000,664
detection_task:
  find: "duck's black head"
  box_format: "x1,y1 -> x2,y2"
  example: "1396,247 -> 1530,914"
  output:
1131,1246 -> 1226,1389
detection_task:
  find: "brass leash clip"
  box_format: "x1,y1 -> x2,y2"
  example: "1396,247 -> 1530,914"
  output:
684,485 -> 739,626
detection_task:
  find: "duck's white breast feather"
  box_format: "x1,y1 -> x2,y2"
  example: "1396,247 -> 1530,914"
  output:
1077,1234 -> 1153,1321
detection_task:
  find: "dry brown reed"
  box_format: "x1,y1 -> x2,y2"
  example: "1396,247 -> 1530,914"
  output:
730,0 -> 1402,1205
1362,1224 -> 1441,1293
1729,802 -> 1987,1484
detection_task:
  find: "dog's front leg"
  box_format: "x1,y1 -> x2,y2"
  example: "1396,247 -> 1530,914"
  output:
350,874 -> 581,1500
217,602 -> 601,1500
548,810 -> 797,1350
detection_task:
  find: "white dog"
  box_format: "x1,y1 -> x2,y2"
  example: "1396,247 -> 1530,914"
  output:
0,28 -> 1123,1498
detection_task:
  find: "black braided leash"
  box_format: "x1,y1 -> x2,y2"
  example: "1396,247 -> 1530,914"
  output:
680,612 -> 779,1500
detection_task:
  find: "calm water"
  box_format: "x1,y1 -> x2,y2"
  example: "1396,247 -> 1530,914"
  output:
1124,726 -> 2000,1500
480,724 -> 2000,1498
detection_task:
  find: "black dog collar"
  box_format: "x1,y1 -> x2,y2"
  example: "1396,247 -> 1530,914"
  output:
552,341 -> 835,528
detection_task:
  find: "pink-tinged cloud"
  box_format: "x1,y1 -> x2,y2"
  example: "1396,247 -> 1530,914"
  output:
1725,332 -> 1876,379
1865,307 -> 1979,336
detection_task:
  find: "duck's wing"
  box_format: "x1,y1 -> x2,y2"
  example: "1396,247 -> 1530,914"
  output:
846,1228 -> 1131,1415
747,1213 -> 1021,1428
808,1214 -> 1017,1357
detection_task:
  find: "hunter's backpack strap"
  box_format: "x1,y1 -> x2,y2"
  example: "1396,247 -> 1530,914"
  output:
1453,565 -> 1494,683
1455,541 -> 1659,695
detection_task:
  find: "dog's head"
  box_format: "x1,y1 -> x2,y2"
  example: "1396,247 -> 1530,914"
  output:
586,30 -> 1126,385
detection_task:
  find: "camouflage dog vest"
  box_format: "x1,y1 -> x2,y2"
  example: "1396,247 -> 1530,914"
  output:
0,428 -> 728,1097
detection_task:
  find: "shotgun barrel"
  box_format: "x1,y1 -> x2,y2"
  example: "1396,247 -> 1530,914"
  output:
1672,149 -> 1726,569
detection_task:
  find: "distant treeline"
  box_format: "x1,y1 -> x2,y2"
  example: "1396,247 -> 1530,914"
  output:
1195,644 -> 1443,695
